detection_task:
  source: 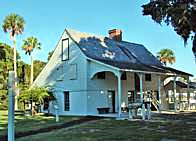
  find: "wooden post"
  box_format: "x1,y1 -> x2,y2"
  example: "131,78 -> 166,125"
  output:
187,76 -> 190,110
138,73 -> 145,120
54,105 -> 59,122
117,71 -> 122,118
158,75 -> 161,112
179,91 -> 182,111
147,103 -> 151,120
173,76 -> 177,111
8,71 -> 15,141
54,93 -> 59,122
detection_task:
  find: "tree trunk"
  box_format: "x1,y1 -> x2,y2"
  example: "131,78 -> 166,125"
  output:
30,55 -> 34,86
13,40 -> 17,81
30,55 -> 34,115
13,38 -> 18,110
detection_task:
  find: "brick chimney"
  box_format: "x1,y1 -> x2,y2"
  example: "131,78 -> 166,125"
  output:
108,29 -> 122,41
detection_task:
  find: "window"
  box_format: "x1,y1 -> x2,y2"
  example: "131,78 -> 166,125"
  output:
56,65 -> 63,81
62,38 -> 69,61
97,72 -> 106,79
64,91 -> 70,111
121,72 -> 127,80
70,64 -> 77,80
145,74 -> 151,81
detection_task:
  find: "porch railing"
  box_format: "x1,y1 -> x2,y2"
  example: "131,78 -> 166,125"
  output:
151,92 -> 159,111
128,90 -> 160,111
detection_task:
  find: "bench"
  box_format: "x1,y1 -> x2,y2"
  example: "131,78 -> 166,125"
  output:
97,107 -> 110,114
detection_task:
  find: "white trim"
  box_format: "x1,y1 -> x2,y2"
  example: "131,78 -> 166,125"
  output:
117,71 -> 122,117
87,58 -> 119,71
122,69 -> 172,75
87,57 -> 170,76
173,76 -> 177,111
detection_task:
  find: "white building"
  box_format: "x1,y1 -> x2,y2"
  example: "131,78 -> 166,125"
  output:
164,80 -> 196,110
33,28 -> 193,117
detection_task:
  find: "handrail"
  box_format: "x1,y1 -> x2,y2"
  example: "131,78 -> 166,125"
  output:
151,93 -> 159,110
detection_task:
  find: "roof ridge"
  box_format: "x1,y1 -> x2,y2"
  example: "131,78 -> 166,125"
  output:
120,40 -> 144,46
65,28 -> 105,41
65,28 -> 147,46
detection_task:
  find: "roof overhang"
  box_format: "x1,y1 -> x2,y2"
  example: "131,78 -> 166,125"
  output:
163,67 -> 193,77
88,58 -> 170,75
88,58 -> 194,77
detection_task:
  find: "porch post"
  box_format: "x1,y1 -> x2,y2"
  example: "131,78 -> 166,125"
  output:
138,73 -> 145,120
179,91 -> 182,111
54,93 -> 59,122
158,75 -> 161,112
117,71 -> 122,118
187,76 -> 190,110
173,76 -> 177,111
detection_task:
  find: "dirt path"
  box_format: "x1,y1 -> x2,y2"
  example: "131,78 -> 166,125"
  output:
0,116 -> 103,140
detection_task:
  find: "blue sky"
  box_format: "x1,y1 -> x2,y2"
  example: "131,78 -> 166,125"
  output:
0,0 -> 195,78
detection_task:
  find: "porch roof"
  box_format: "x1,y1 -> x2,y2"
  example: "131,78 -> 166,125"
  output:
163,67 -> 193,77
165,80 -> 196,89
93,58 -> 167,73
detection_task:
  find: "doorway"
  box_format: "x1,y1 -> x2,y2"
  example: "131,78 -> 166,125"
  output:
108,90 -> 115,113
134,73 -> 140,91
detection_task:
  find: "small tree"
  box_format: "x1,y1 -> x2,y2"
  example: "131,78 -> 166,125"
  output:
18,87 -> 55,115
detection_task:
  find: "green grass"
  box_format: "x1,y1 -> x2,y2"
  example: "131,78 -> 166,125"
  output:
1,110 -> 196,141
0,110 -> 81,136
16,118 -> 196,141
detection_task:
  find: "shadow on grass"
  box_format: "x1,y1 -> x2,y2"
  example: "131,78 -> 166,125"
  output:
0,116 -> 102,141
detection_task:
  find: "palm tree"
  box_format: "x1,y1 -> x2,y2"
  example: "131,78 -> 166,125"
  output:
157,49 -> 176,66
22,37 -> 41,86
2,13 -> 25,110
2,13 -> 25,80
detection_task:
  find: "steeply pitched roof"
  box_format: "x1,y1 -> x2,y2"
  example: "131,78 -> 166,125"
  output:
65,29 -> 168,73
65,29 -> 193,76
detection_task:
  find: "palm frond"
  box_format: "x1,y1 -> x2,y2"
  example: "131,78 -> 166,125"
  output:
2,13 -> 25,38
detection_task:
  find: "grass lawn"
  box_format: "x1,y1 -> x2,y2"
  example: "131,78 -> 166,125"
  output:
16,116 -> 196,141
1,110 -> 196,141
0,110 -> 81,136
